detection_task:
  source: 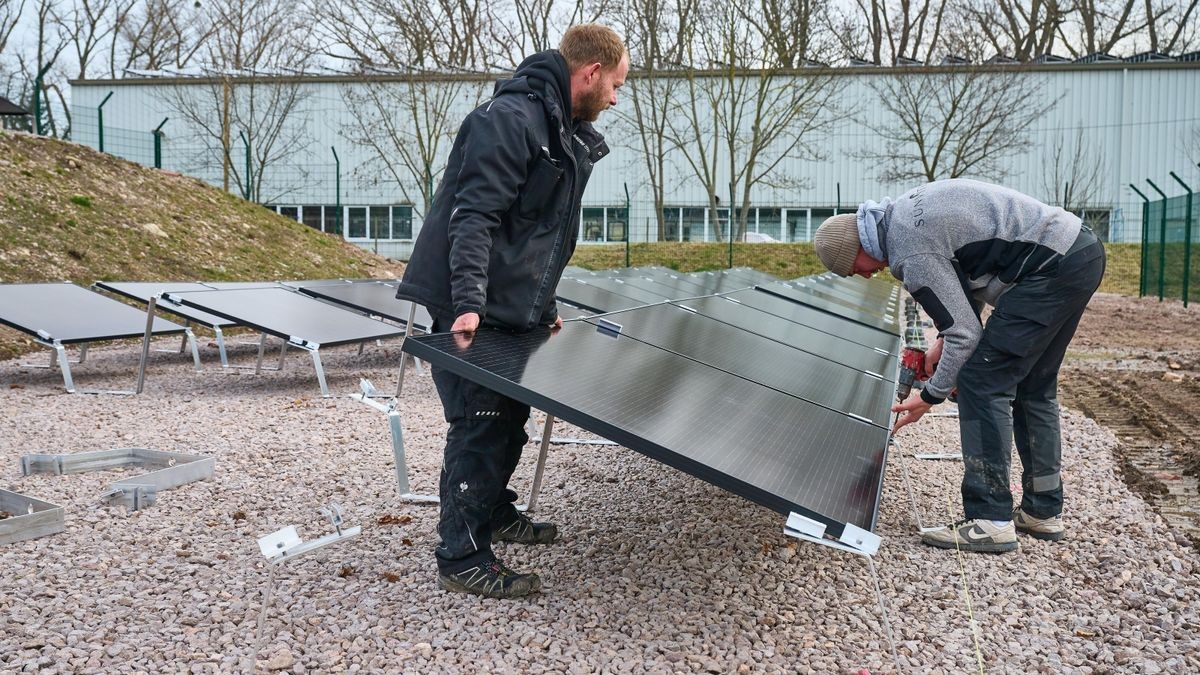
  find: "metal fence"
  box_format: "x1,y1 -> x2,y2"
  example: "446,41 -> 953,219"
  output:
1136,170 -> 1200,306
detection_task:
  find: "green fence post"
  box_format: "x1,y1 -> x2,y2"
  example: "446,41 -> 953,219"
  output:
97,91 -> 114,153
1170,172 -> 1193,307
1130,184 -> 1150,297
331,146 -> 341,236
1147,179 -> 1168,302
152,117 -> 168,169
623,182 -> 631,268
239,130 -> 251,201
728,181 -> 736,269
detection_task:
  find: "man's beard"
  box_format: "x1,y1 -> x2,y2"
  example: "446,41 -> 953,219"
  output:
575,85 -> 608,122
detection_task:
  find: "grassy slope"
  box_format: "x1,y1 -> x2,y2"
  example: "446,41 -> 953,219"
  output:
0,131 -> 404,359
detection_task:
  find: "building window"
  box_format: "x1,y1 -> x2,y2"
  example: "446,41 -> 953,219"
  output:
347,207 -> 367,238
758,208 -> 782,240
578,206 -> 628,242
278,206 -> 300,221
370,206 -> 390,239
323,205 -> 341,235
607,207 -> 628,241
302,206 -> 322,232
803,208 -> 834,242
681,207 -> 705,241
581,207 -> 606,241
1080,208 -> 1111,241
392,206 -> 413,239
662,207 -> 681,241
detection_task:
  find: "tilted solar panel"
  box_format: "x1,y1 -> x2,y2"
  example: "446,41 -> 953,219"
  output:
755,282 -> 899,334
711,291 -> 901,354
402,323 -> 889,536
298,282 -> 433,331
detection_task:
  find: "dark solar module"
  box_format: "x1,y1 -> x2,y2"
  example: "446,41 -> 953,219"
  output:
162,287 -> 405,347
555,278 -> 659,313
751,283 -> 899,334
570,276 -> 675,304
782,277 -> 901,311
674,296 -> 897,376
403,324 -> 889,535
589,304 -> 894,427
199,281 -> 284,290
93,281 -> 237,328
299,282 -> 433,331
605,275 -> 716,300
712,291 -> 901,354
0,283 -> 187,343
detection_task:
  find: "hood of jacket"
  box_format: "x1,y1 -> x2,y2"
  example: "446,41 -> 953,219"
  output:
493,49 -> 573,123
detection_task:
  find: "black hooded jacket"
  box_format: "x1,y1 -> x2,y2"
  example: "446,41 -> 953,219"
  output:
395,50 -> 610,331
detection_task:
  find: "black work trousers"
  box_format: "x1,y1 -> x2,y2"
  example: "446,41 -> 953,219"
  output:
429,320 -> 531,574
955,228 -> 1106,521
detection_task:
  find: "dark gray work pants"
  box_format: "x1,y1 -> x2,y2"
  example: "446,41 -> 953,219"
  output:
429,318 -> 530,574
956,228 -> 1106,521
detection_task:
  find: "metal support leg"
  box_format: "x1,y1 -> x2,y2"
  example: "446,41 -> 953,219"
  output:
892,438 -> 939,533
277,340 -> 288,371
526,411 -> 618,446
185,329 -> 202,372
52,343 -> 75,393
179,326 -> 188,354
135,297 -> 158,394
350,385 -> 438,503
307,347 -> 330,398
254,333 -> 267,375
783,514 -> 898,672
395,305 -> 419,398
77,344 -> 88,364
519,414 -> 555,513
357,341 -> 365,356
214,327 -> 230,368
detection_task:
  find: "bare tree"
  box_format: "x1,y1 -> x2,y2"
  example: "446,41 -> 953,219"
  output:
0,0 -> 24,58
1141,0 -> 1200,54
1055,0 -> 1144,57
958,0 -> 1070,60
827,0 -> 949,65
664,0 -> 841,240
1041,126 -> 1107,211
54,0 -> 135,79
119,0 -> 214,71
313,0 -> 496,216
18,0 -> 71,136
612,0 -> 700,239
859,67 -> 1061,182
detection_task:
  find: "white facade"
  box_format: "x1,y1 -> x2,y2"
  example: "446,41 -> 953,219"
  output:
70,61 -> 1200,258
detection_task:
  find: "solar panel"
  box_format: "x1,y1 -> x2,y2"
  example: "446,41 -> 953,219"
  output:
403,324 -> 889,535
567,276 -> 674,305
780,278 -> 901,312
674,296 -> 897,377
161,287 -> 405,347
200,281 -> 284,291
0,283 -> 188,343
713,291 -> 901,354
555,278 -> 659,313
755,282 -> 899,334
93,281 -> 237,328
298,282 -> 433,331
589,304 -> 894,427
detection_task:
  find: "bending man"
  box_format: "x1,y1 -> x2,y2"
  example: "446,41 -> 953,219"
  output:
813,179 -> 1105,553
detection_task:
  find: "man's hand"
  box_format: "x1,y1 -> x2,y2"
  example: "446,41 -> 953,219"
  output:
451,312 -> 480,351
550,316 -> 563,330
926,336 -> 944,373
891,391 -> 933,434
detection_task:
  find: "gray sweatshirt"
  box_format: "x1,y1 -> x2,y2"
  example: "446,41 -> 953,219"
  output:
877,179 -> 1082,402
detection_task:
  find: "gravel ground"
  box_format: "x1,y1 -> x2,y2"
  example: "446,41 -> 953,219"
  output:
1,336 -> 1198,674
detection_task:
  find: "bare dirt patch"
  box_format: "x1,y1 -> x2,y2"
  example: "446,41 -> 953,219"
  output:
1064,292 -> 1200,548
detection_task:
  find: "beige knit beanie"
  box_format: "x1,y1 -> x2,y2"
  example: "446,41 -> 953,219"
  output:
813,214 -> 861,277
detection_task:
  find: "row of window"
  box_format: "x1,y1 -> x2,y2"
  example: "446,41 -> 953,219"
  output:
271,205 -> 413,241
274,203 -> 1114,243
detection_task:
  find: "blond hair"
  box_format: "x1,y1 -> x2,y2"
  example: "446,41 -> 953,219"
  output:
559,24 -> 626,73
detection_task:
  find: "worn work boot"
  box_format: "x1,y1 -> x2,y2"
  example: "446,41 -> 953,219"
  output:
437,558 -> 542,599
493,511 -> 559,545
920,518 -> 1019,553
1013,508 -> 1066,541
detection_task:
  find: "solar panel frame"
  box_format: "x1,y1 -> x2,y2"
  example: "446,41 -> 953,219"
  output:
755,282 -> 899,334
555,278 -> 662,314
715,291 -> 901,354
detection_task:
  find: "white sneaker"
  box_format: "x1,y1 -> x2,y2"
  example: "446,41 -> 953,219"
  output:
920,518 -> 1019,553
1013,508 -> 1066,541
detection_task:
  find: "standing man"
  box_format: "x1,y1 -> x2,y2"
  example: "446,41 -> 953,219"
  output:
813,179 -> 1105,553
396,25 -> 628,597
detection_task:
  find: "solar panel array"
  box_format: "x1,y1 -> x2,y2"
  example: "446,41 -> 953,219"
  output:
404,266 -> 902,538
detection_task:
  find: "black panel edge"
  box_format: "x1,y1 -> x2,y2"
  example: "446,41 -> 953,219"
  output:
94,282 -> 227,329
403,333 -> 870,537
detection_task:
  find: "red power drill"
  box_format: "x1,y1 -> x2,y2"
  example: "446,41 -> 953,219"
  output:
896,347 -> 932,402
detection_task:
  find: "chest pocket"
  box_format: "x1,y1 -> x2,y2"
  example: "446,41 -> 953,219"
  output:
519,150 -> 565,219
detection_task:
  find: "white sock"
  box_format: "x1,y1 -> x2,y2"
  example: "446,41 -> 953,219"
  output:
990,520 -> 1012,527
